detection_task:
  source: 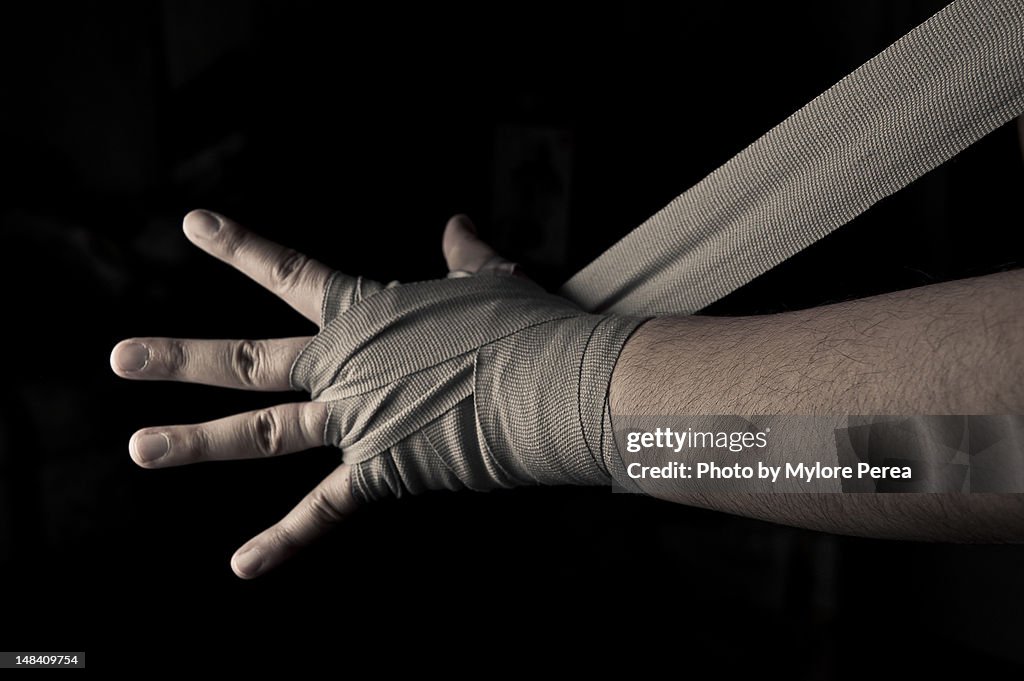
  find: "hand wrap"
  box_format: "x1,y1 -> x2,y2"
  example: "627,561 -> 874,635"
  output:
289,270 -> 645,503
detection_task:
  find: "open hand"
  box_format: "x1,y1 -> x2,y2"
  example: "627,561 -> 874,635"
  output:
110,210 -> 512,579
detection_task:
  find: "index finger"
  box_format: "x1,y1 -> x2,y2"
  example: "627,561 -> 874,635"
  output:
183,209 -> 333,324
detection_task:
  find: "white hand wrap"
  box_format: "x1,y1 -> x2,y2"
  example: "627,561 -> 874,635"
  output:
290,270 -> 645,503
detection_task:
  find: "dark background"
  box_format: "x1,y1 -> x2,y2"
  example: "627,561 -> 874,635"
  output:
2,0 -> 1024,672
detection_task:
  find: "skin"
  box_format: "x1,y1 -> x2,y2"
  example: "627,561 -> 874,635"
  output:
111,209 -> 1024,579
111,210 -> 510,579
610,271 -> 1024,540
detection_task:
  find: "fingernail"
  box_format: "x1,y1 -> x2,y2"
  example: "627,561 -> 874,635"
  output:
114,342 -> 149,372
133,432 -> 169,463
185,210 -> 222,238
234,547 -> 264,577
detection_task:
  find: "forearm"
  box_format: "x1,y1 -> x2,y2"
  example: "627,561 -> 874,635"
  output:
609,269 -> 1024,540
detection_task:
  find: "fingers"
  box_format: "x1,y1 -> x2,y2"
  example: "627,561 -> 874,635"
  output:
128,401 -> 329,468
110,337 -> 311,391
442,214 -> 495,272
182,209 -> 333,324
442,214 -> 523,277
231,464 -> 356,579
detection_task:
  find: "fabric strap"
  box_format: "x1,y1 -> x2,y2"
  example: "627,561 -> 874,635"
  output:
291,272 -> 646,502
560,0 -> 1024,316
292,1 -> 1024,503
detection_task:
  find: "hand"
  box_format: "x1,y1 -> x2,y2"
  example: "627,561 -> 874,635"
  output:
110,210 -> 513,579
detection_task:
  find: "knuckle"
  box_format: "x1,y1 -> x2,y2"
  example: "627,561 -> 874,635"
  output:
219,222 -> 248,258
231,340 -> 263,387
271,250 -> 313,291
162,339 -> 189,378
252,408 -> 284,458
306,487 -> 345,526
181,426 -> 211,464
268,525 -> 299,554
298,403 -> 327,445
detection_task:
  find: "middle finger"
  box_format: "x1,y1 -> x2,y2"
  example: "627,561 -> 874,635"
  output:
110,337 -> 310,391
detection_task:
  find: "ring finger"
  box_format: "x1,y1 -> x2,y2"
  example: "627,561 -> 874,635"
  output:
129,401 -> 329,468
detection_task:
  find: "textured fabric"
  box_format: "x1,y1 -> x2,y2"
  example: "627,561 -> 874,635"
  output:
561,0 -> 1024,315
290,0 -> 1024,501
290,271 -> 645,502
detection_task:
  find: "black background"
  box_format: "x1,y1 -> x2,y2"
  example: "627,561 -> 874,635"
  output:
2,0 -> 1024,672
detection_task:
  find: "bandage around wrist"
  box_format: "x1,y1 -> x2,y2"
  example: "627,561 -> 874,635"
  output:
290,271 -> 646,503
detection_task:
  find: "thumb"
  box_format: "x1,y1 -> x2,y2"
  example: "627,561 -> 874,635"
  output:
442,214 -> 521,277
